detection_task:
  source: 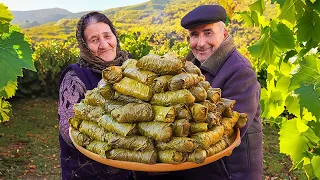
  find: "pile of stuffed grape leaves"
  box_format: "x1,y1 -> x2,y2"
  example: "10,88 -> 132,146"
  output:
69,52 -> 247,165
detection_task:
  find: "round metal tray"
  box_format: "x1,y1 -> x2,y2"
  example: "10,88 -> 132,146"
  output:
70,127 -> 240,172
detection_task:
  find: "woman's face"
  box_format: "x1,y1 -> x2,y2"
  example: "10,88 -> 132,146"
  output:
84,22 -> 117,62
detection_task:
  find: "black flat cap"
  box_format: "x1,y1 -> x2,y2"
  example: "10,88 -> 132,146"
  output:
181,5 -> 227,29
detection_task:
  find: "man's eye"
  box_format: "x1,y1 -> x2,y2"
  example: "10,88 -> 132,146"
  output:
190,33 -> 198,37
205,32 -> 212,36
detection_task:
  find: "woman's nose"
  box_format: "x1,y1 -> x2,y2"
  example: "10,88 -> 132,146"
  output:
99,39 -> 109,49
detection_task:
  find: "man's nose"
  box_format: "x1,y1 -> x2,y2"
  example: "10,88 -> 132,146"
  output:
197,34 -> 206,47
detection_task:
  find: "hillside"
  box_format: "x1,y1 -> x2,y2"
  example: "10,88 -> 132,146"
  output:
22,0 -> 216,42
21,0 -> 272,53
12,8 -> 72,28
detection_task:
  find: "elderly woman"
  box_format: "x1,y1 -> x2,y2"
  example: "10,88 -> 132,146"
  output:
58,12 -> 132,180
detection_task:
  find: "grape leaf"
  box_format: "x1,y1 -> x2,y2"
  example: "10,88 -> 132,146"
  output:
0,4 -> 13,24
311,156 -> 320,178
0,22 -> 9,34
270,23 -> 295,51
308,0 -> 320,14
279,0 -> 297,24
260,79 -> 286,119
303,159 -> 317,180
249,0 -> 265,14
279,118 -> 319,165
308,121 -> 320,138
277,76 -> 290,95
0,30 -> 35,91
0,80 -> 17,98
285,96 -> 300,118
296,11 -> 320,42
271,0 -> 286,7
290,55 -> 320,91
238,11 -> 256,27
0,97 -> 11,122
248,28 -> 276,64
295,85 -> 320,120
217,0 -> 236,19
0,4 -> 12,36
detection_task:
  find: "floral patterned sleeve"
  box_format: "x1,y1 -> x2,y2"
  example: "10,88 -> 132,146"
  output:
58,70 -> 86,147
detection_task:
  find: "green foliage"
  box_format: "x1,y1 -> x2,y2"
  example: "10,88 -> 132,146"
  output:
17,38 -> 79,98
0,97 -> 11,122
240,0 -> 320,178
119,32 -> 153,59
0,3 -> 35,122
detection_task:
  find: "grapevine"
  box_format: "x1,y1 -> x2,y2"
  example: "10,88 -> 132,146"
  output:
234,0 -> 320,178
0,3 -> 36,122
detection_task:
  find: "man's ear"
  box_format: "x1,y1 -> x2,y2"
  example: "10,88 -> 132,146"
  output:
224,29 -> 229,39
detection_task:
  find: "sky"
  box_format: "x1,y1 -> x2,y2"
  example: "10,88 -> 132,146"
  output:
0,0 -> 150,13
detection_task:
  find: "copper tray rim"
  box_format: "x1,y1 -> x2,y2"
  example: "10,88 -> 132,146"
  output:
70,127 -> 241,172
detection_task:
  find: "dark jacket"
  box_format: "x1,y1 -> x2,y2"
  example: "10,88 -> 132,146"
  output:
193,36 -> 263,180
135,36 -> 262,180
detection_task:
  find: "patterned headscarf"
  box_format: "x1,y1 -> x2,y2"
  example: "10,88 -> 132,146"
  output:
76,11 -> 129,73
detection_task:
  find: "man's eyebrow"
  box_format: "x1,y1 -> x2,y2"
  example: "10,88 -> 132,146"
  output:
203,28 -> 213,32
190,31 -> 197,36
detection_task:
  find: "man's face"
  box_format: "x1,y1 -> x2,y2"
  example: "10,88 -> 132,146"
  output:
188,22 -> 227,62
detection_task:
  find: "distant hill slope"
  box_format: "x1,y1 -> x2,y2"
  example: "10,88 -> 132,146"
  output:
22,0 -> 273,48
11,8 -> 89,28
22,0 -> 174,42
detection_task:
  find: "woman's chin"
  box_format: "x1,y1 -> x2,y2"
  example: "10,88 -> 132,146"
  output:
100,56 -> 116,62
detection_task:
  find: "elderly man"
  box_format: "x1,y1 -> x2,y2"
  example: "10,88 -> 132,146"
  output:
135,5 -> 262,180
181,5 -> 263,180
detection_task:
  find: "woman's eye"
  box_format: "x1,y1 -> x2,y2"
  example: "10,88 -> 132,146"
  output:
91,39 -> 98,43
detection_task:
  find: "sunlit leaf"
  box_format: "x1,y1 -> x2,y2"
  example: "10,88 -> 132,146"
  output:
308,0 -> 320,13
303,159 -> 317,180
296,11 -> 320,42
277,75 -> 290,95
271,0 -> 286,7
0,97 -> 11,122
290,55 -> 320,91
0,80 -> 18,98
0,31 -> 35,91
0,4 -> 13,24
248,28 -> 276,64
260,78 -> 287,119
280,118 -> 319,164
295,85 -> 320,120
238,11 -> 255,27
296,116 -> 309,133
270,23 -> 295,51
279,0 -> 297,24
218,0 -> 236,19
285,96 -> 300,118
311,156 -> 320,178
249,0 -> 266,14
